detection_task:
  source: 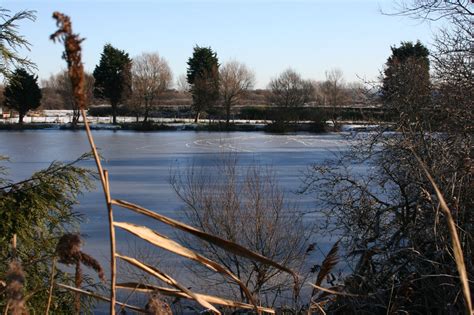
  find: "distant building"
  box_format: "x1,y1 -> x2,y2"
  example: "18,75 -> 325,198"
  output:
0,106 -> 11,119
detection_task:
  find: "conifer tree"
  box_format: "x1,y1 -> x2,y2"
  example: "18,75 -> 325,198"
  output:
186,46 -> 219,122
3,68 -> 42,124
382,41 -> 430,126
93,44 -> 132,124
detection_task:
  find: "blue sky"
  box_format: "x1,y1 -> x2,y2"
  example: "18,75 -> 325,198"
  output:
3,0 -> 437,88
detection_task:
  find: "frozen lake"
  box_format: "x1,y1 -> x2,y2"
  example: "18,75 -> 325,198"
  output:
0,130 -> 358,309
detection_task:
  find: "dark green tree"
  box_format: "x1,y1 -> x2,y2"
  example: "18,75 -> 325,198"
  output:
3,68 -> 42,124
93,44 -> 132,124
186,46 -> 219,122
381,41 -> 430,126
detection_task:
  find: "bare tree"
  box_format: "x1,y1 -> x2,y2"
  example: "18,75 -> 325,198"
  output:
268,69 -> 313,108
175,73 -> 190,94
171,155 -> 313,307
319,68 -> 348,127
132,52 -> 172,122
219,60 -> 255,125
389,0 -> 472,22
429,14 -> 472,132
42,70 -> 94,126
322,68 -> 346,106
267,69 -> 313,125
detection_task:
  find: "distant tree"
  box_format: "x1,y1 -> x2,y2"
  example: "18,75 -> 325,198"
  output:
320,68 -> 348,127
0,84 -> 4,107
132,52 -> 172,122
176,73 -> 190,94
0,8 -> 36,78
43,70 -> 94,125
93,44 -> 132,124
381,41 -> 430,126
322,68 -> 346,106
219,61 -> 255,125
3,68 -> 42,124
186,46 -> 219,122
268,69 -> 313,108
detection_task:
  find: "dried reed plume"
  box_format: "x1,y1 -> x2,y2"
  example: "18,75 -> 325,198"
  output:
56,233 -> 105,314
145,293 -> 172,315
5,260 -> 28,315
50,12 -> 116,313
50,12 -> 86,110
56,233 -> 105,281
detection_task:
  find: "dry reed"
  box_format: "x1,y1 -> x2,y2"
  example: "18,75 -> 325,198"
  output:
55,283 -> 146,313
51,12 -> 116,313
117,282 -> 275,314
411,149 -> 473,314
116,253 -> 220,313
114,221 -> 258,311
112,199 -> 299,285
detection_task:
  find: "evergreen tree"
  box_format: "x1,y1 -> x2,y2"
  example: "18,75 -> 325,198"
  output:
0,154 -> 98,313
93,44 -> 132,124
3,68 -> 42,124
186,46 -> 219,122
382,41 -> 431,126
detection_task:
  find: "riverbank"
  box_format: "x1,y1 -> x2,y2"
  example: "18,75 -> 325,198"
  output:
0,119 -> 384,133
0,121 -> 326,132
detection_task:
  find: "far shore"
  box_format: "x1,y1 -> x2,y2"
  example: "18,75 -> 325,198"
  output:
0,118 -> 384,133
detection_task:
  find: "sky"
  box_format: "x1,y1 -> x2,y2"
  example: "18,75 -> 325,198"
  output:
3,0 -> 438,88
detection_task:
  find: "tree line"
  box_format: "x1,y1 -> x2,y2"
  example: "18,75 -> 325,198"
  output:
2,40 -> 368,126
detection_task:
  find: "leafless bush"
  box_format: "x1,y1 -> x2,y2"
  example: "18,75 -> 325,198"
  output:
171,155 -> 314,308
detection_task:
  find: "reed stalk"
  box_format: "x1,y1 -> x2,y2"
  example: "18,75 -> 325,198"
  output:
45,258 -> 56,314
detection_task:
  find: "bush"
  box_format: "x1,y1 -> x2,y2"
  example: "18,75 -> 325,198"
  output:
87,105 -> 133,117
119,121 -> 176,131
238,106 -> 269,120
